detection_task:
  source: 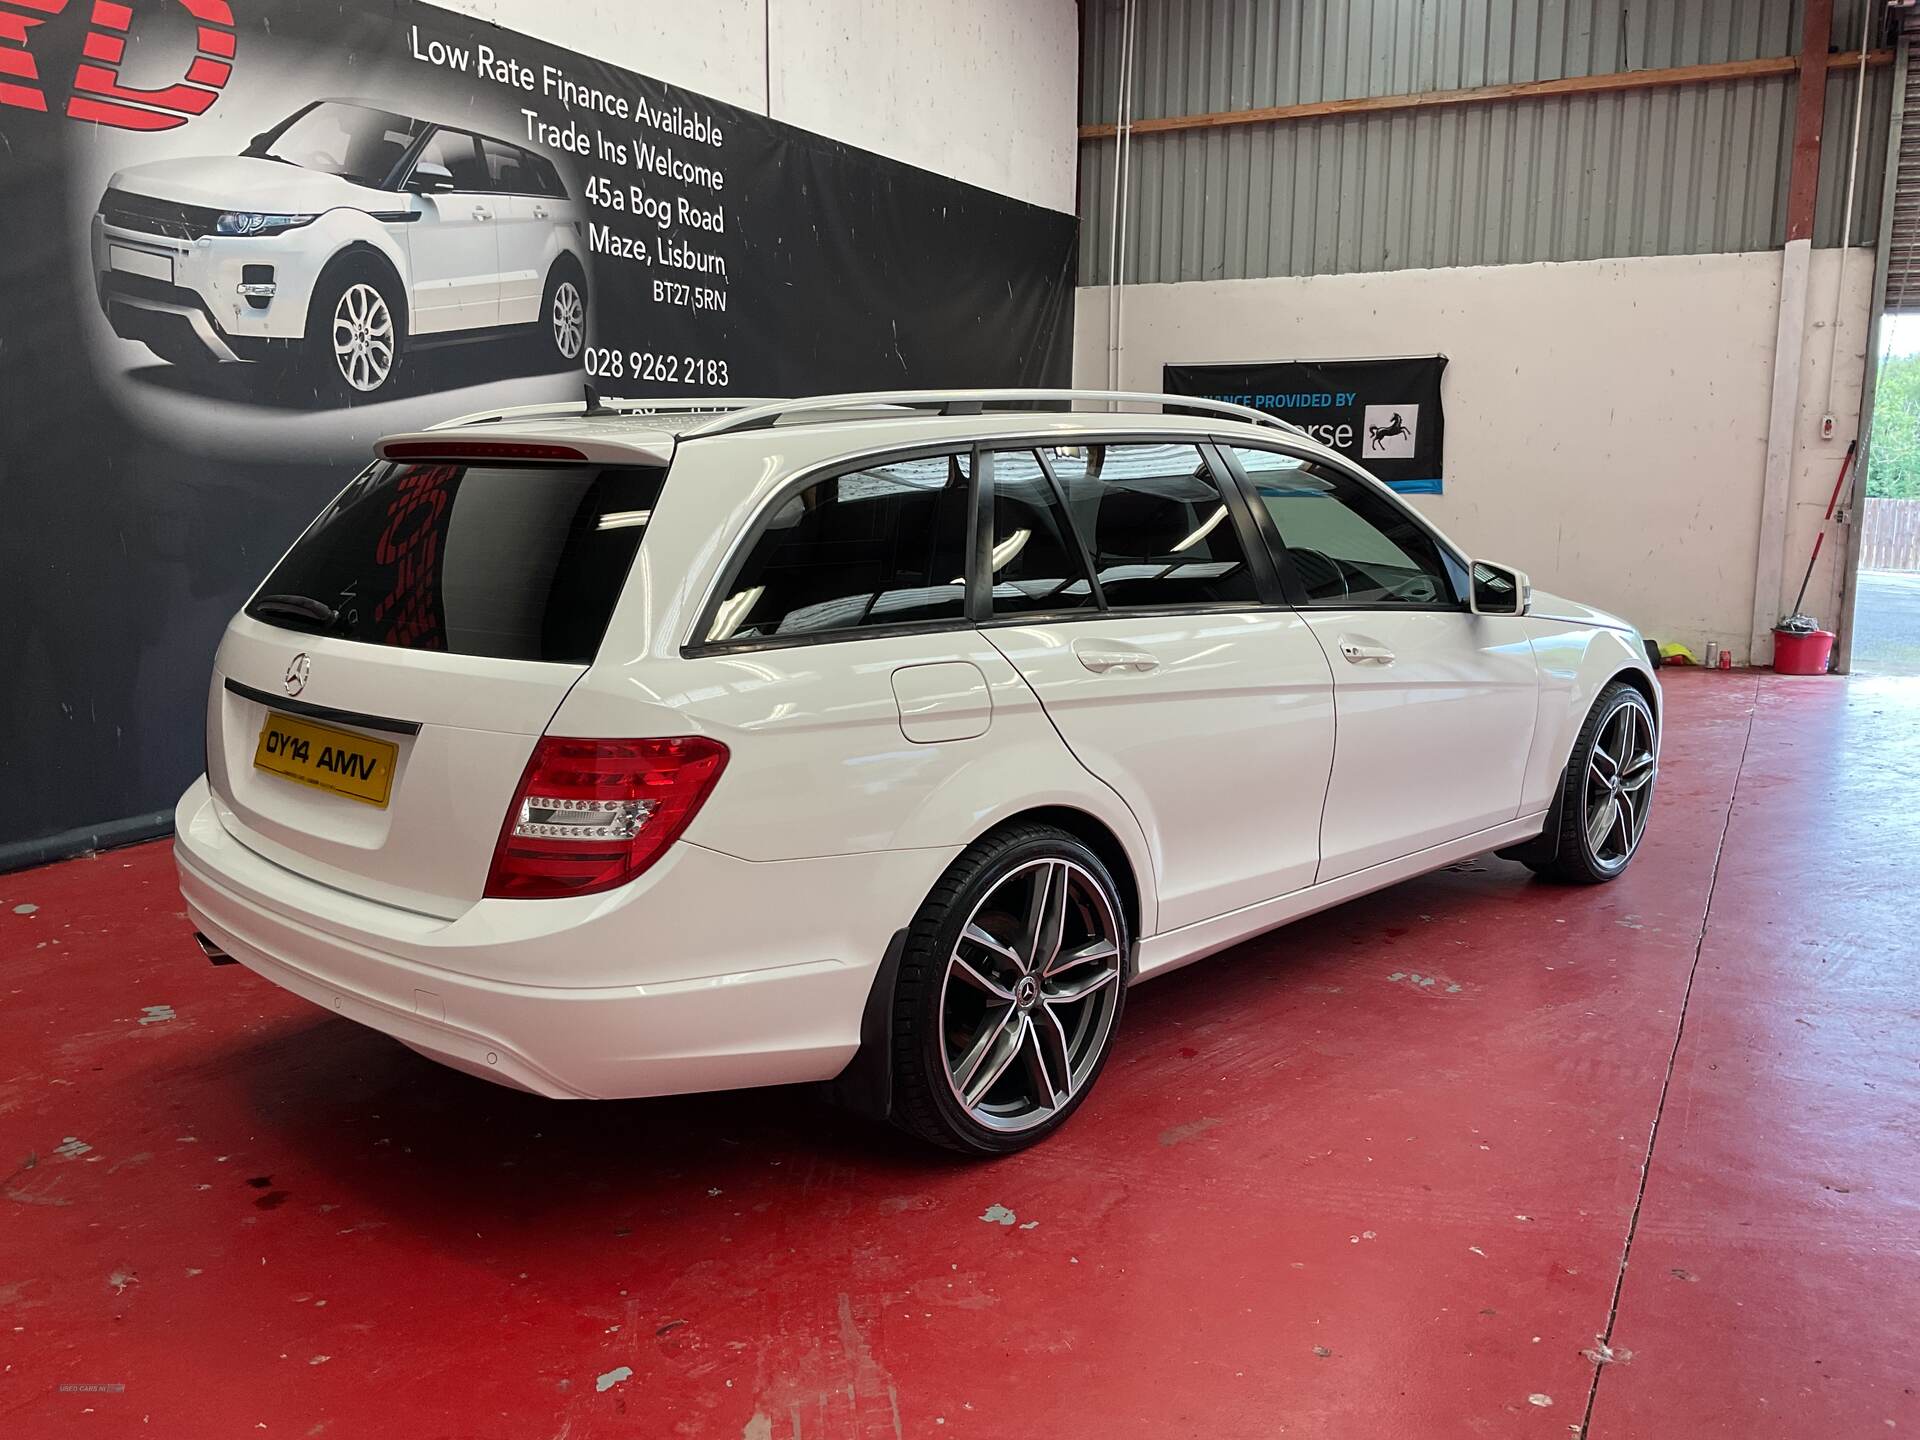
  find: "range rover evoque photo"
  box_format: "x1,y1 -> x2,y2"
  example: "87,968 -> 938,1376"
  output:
174,389 -> 1661,1155
91,99 -> 589,404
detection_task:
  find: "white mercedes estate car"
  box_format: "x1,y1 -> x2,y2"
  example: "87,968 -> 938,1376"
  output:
174,390 -> 1659,1153
94,99 -> 587,403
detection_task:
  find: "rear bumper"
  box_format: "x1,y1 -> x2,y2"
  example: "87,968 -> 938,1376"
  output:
173,776 -> 953,1100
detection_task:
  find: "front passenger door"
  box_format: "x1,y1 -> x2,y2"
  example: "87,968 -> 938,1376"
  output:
980,444 -> 1336,933
1225,446 -> 1538,882
403,128 -> 500,334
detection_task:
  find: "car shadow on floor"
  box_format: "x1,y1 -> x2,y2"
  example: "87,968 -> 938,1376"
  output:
121,330 -> 572,413
207,856 -> 1546,1240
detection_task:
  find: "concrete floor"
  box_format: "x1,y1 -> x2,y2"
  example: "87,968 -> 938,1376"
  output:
2,670 -> 1915,1438
1852,569 -> 1920,677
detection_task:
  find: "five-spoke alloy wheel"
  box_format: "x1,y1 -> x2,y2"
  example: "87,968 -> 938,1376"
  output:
1581,694 -> 1656,873
891,826 -> 1129,1153
1524,680 -> 1659,884
940,857 -> 1124,1134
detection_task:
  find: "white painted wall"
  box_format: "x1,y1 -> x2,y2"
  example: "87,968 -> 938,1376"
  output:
429,0 -> 1078,212
1076,249 -> 1875,663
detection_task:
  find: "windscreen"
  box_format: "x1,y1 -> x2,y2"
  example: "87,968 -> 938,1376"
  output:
246,462 -> 663,664
252,102 -> 428,187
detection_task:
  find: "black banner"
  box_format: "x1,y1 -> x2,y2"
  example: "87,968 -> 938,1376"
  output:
0,2 -> 1075,861
1164,356 -> 1447,494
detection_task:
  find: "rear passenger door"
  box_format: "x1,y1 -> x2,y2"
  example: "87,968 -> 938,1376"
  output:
479,136 -> 549,325
1224,445 -> 1539,880
980,442 -> 1336,935
670,449 -> 1070,864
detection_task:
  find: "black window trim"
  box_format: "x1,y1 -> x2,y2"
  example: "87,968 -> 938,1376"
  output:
1010,436 -> 1284,617
682,431 -> 1306,659
979,443 -> 1105,619
682,439 -> 984,658
1214,438 -> 1471,614
401,124 -> 488,195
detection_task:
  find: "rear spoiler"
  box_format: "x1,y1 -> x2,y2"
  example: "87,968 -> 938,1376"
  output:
372,431 -> 677,467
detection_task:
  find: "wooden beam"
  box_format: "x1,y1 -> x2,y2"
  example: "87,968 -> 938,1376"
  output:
1787,0 -> 1836,243
1077,48 -> 1891,142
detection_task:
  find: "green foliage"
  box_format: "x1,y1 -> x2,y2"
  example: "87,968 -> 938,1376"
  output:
1869,351 -> 1920,498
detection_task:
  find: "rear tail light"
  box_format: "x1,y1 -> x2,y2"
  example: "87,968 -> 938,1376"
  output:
484,736 -> 729,899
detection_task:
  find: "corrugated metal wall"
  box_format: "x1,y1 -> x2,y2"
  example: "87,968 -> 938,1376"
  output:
1080,0 -> 1892,284
1885,20 -> 1920,311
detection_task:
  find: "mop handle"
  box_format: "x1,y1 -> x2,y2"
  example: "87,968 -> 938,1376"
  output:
1822,439 -> 1858,522
1789,441 -> 1857,620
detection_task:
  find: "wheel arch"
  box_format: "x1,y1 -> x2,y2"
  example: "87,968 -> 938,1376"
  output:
823,801 -> 1150,1128
1608,664 -> 1661,731
976,805 -> 1144,956
546,247 -> 587,294
309,240 -> 411,337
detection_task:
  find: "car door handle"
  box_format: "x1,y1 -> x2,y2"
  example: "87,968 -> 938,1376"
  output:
1074,644 -> 1160,674
472,206 -> 493,221
1338,638 -> 1395,665
531,206 -> 549,219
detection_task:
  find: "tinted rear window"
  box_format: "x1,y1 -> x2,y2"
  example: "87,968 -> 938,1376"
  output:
247,462 -> 661,663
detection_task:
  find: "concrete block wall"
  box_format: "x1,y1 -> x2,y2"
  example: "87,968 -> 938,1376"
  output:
1076,248 -> 1874,662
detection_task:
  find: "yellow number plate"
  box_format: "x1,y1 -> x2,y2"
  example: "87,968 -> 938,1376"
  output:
253,712 -> 398,808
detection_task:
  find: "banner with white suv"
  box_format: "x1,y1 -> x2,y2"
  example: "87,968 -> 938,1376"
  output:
95,99 -> 589,404
0,0 -> 1075,865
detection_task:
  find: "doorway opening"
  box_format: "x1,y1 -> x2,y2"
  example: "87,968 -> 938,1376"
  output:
1858,320 -> 1920,675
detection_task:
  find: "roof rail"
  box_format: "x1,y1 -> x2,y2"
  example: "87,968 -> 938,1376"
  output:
427,396 -> 780,431
678,389 -> 1303,440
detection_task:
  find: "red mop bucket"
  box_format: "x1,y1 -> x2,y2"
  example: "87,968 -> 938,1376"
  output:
1772,627 -> 1834,675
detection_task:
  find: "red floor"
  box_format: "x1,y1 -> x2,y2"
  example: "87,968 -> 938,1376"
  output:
1,671 -> 1914,1438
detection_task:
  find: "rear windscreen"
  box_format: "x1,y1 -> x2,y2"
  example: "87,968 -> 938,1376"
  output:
246,462 -> 663,663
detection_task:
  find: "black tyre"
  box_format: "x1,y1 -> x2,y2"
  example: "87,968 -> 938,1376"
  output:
539,260 -> 586,368
302,257 -> 404,404
1524,681 -> 1658,884
889,824 -> 1130,1155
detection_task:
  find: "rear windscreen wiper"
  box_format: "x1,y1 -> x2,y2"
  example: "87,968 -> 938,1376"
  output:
252,593 -> 340,631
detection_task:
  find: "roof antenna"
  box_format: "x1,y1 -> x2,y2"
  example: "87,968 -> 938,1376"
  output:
583,383 -> 614,417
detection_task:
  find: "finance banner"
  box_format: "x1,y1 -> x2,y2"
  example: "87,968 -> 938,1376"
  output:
0,0 -> 1075,863
1164,356 -> 1447,494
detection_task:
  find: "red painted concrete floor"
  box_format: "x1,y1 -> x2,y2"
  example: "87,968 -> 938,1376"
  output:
2,671 -> 1915,1438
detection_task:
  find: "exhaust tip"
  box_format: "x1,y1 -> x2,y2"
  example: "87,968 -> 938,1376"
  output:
194,932 -> 237,966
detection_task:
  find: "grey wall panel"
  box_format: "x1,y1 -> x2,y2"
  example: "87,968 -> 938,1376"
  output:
1081,0 -> 1891,282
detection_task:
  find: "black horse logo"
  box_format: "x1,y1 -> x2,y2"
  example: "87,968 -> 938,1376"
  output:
1369,412 -> 1411,450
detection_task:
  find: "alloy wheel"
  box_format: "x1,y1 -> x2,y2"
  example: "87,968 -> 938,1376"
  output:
1583,701 -> 1656,871
939,857 -> 1124,1134
551,280 -> 584,360
332,282 -> 394,393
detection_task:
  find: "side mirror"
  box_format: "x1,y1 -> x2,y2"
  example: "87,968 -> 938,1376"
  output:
408,161 -> 456,194
1470,560 -> 1530,616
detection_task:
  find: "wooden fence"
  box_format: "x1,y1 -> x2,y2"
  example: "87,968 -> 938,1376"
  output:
1862,498 -> 1920,572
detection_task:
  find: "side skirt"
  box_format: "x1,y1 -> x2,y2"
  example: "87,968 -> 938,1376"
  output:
1135,812 -> 1551,982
